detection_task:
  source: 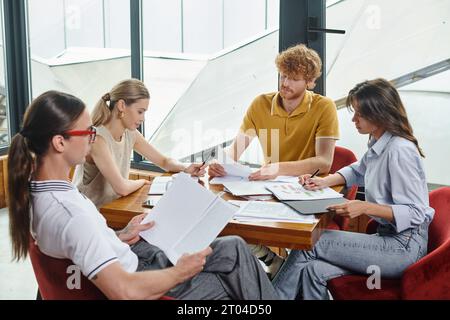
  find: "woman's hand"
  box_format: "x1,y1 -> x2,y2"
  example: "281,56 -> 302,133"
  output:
299,174 -> 329,190
173,247 -> 213,282
326,200 -> 368,219
118,211 -> 154,245
183,163 -> 207,177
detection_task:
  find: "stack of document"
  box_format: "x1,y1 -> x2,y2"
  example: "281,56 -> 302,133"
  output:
222,181 -> 273,196
230,200 -> 317,224
140,173 -> 237,264
211,175 -> 299,185
221,176 -> 299,197
265,183 -> 343,201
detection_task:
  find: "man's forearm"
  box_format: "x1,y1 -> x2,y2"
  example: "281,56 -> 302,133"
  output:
276,156 -> 332,176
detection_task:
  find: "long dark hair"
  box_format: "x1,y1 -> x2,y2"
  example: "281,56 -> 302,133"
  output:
346,78 -> 424,157
8,90 -> 86,261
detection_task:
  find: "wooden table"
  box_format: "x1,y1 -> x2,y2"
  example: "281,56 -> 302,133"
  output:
100,175 -> 341,250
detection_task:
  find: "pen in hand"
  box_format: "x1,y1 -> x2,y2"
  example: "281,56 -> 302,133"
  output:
202,149 -> 216,166
302,168 -> 320,187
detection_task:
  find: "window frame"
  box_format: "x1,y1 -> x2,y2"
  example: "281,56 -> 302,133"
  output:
2,0 -> 326,170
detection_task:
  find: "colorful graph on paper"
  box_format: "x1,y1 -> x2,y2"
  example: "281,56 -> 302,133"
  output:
265,183 -> 343,201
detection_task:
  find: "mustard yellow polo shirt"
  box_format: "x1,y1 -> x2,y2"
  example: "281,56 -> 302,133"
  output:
240,90 -> 339,164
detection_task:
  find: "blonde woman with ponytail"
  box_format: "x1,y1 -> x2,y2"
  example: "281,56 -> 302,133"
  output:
73,79 -> 206,207
9,90 -> 277,300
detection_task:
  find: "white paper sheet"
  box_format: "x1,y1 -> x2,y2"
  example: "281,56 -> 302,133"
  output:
209,175 -> 298,185
147,176 -> 173,195
266,183 -> 343,201
148,174 -> 198,195
229,200 -> 318,224
216,146 -> 252,178
222,181 -> 273,196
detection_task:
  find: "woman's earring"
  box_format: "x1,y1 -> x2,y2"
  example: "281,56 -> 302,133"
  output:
119,111 -> 124,119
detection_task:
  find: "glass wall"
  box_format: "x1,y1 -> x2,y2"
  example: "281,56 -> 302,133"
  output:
0,1 -> 9,148
142,0 -> 280,165
326,0 -> 450,185
27,0 -> 131,112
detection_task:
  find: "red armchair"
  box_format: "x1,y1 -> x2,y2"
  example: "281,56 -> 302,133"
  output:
327,146 -> 358,231
29,238 -> 107,300
29,238 -> 174,300
327,187 -> 450,299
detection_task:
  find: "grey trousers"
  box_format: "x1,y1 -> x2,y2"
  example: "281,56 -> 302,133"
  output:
272,222 -> 429,300
132,235 -> 278,300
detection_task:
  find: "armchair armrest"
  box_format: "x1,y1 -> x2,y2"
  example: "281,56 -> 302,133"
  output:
401,239 -> 450,299
365,219 -> 378,235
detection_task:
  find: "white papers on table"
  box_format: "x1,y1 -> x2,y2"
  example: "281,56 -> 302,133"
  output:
209,175 -> 248,185
221,177 -> 300,197
214,146 -> 252,179
148,176 -> 173,195
209,175 -> 299,185
229,200 -> 317,224
270,176 -> 301,183
140,173 -> 237,264
148,174 -> 198,195
240,195 -> 274,201
266,183 -> 343,201
223,181 -> 273,196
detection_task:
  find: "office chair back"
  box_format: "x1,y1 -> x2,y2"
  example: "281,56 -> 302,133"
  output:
330,146 -> 358,175
328,146 -> 358,231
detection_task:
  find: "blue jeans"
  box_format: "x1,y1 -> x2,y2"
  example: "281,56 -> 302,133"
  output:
272,221 -> 429,300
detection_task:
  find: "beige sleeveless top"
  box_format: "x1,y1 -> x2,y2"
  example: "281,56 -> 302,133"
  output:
73,126 -> 137,208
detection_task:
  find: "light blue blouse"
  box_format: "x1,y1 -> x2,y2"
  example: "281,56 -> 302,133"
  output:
338,131 -> 434,233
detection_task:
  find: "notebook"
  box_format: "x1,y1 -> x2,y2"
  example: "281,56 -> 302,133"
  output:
282,198 -> 348,215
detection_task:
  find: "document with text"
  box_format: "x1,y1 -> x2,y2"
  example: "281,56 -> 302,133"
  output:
266,183 -> 343,201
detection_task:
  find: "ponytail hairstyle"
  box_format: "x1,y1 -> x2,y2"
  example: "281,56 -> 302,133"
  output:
91,79 -> 150,127
346,78 -> 425,157
8,90 -> 86,261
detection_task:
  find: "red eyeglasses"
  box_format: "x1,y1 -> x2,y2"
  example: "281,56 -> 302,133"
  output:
63,125 -> 97,143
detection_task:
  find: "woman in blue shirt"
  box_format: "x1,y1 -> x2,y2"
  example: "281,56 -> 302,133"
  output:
273,78 -> 434,300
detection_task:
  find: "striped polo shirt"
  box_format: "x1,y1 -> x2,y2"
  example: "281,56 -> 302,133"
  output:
30,180 -> 138,279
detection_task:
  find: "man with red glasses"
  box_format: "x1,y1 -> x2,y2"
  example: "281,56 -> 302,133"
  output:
64,125 -> 97,143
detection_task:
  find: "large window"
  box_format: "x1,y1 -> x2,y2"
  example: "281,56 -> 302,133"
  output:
142,0 -> 280,165
1,0 -> 447,186
27,0 -> 131,112
326,0 -> 450,186
0,1 -> 9,148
